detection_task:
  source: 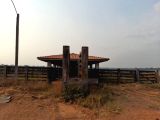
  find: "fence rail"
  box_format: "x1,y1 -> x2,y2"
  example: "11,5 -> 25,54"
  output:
0,65 -> 159,84
0,65 -> 49,81
99,69 -> 160,83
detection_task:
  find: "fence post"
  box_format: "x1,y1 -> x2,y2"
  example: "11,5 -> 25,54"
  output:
25,66 -> 28,81
4,65 -> 7,79
156,69 -> 160,83
47,67 -> 52,84
117,68 -> 120,84
135,69 -> 139,82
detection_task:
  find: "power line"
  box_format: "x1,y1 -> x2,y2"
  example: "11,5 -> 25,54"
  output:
10,0 -> 18,14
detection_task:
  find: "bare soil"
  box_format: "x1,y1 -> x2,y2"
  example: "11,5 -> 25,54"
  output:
105,84 -> 160,120
0,81 -> 160,120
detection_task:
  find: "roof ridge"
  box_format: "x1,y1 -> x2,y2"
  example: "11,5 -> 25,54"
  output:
37,53 -> 110,62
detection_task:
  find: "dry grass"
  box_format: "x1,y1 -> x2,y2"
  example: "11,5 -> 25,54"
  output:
145,83 -> 160,89
76,85 -> 114,109
0,79 -> 17,87
52,80 -> 63,97
0,79 -> 54,99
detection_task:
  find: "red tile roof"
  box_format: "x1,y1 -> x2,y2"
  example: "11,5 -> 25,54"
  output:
37,53 -> 109,63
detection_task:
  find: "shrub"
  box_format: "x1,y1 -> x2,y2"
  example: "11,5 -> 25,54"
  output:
62,84 -> 89,102
77,86 -> 114,109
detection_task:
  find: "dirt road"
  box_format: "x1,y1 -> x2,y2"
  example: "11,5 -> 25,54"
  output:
1,83 -> 160,120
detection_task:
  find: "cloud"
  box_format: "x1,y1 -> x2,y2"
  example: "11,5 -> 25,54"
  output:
154,1 -> 160,13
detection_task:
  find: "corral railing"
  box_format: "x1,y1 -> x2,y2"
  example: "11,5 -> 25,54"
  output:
0,65 -> 159,83
99,68 -> 160,83
0,65 -> 49,81
0,65 -> 63,81
139,70 -> 159,82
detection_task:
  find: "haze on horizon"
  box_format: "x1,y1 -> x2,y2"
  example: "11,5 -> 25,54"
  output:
0,0 -> 160,68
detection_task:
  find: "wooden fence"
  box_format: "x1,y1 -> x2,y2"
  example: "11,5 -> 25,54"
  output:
0,65 -> 49,81
0,65 -> 159,84
99,69 -> 160,83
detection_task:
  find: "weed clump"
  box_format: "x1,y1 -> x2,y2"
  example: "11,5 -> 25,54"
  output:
77,85 -> 114,109
62,84 -> 115,109
62,84 -> 89,102
146,83 -> 160,89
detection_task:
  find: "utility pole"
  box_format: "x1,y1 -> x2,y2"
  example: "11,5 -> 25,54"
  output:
10,0 -> 19,80
15,13 -> 19,80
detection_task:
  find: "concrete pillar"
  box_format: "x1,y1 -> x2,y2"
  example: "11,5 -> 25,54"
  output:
47,62 -> 52,67
81,47 -> 88,80
62,46 -> 70,83
95,63 -> 99,69
78,53 -> 82,78
90,64 -> 93,69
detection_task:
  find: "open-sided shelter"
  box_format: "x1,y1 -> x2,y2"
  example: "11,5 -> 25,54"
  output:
37,53 -> 109,69
37,53 -> 109,79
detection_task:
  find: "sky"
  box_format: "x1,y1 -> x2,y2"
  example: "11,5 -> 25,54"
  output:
0,0 -> 160,68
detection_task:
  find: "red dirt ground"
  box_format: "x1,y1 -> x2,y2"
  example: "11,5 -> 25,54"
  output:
105,84 -> 160,120
0,83 -> 160,120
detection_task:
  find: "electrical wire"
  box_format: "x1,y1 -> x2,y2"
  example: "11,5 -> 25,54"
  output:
10,0 -> 18,14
